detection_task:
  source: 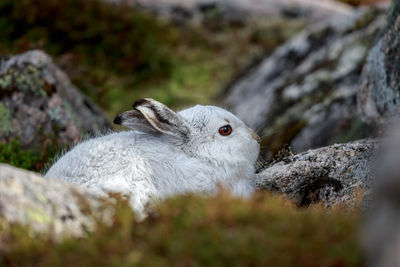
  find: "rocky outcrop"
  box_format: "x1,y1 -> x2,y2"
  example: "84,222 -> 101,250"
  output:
0,50 -> 111,155
358,1 -> 400,127
0,163 -> 111,237
256,139 -> 379,208
222,7 -> 385,158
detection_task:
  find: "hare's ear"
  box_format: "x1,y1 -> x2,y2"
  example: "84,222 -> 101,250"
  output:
114,98 -> 190,138
132,98 -> 190,138
114,109 -> 159,134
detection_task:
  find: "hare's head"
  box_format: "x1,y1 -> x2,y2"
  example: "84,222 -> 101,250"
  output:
114,98 -> 260,166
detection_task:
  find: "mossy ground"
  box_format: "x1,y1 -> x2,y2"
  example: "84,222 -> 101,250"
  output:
0,193 -> 361,266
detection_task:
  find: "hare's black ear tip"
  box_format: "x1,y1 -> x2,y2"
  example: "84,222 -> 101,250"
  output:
132,98 -> 149,109
113,114 -> 123,125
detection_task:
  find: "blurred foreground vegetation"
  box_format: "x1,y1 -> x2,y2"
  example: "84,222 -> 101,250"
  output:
0,193 -> 361,266
0,0 -> 304,120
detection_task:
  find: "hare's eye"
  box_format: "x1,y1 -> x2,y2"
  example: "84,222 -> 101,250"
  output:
219,125 -> 232,136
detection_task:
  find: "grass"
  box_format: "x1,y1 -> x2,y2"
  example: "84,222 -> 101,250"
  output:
0,192 -> 361,266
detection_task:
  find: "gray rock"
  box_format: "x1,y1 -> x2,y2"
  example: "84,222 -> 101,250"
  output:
358,2 -> 400,127
0,50 -> 111,157
222,7 -> 385,158
0,163 -> 111,237
256,139 -> 379,208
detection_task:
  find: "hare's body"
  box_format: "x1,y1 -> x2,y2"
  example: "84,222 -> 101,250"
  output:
46,99 -> 260,215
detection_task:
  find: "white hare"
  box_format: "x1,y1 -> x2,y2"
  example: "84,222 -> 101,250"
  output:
46,98 -> 260,216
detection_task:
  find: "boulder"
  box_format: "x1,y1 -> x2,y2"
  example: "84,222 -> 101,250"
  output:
221,7 -> 385,158
0,163 -> 111,237
358,1 -> 400,127
256,139 -> 379,208
0,50 -> 111,158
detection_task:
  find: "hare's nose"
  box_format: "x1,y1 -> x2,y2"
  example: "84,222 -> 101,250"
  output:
248,128 -> 261,143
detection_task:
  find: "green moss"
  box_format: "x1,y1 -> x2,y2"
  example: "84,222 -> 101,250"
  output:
0,193 -> 361,266
0,139 -> 39,170
0,136 -> 61,172
0,103 -> 12,135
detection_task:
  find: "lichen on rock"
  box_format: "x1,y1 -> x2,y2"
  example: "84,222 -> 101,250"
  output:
0,63 -> 48,97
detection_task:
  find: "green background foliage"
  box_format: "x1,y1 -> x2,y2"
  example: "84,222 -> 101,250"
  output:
0,0 -> 304,119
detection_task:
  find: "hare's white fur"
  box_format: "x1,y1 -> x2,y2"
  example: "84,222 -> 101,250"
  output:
46,99 -> 260,216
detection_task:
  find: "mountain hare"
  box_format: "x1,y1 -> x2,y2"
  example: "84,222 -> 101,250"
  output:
46,98 -> 260,216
